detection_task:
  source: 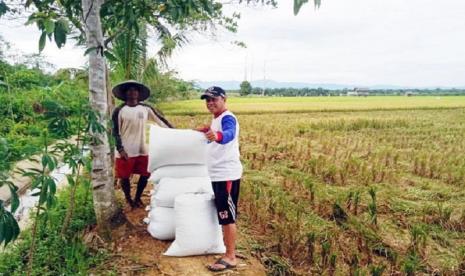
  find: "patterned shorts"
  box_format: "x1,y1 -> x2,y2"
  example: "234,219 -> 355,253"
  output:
211,179 -> 241,225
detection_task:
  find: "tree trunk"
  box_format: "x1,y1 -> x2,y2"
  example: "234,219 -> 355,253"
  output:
82,0 -> 119,239
106,63 -> 116,166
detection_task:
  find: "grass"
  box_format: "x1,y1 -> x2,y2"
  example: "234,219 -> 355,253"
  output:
163,98 -> 465,274
0,181 -> 109,275
158,95 -> 465,115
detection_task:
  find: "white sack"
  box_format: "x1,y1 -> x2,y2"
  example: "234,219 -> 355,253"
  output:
147,206 -> 176,240
152,177 -> 213,208
149,164 -> 209,184
164,193 -> 225,257
148,125 -> 208,171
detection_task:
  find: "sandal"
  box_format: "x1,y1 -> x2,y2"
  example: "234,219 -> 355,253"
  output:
207,258 -> 237,272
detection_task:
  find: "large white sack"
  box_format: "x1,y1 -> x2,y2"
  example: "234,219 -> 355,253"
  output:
152,177 -> 213,208
148,125 -> 208,171
164,193 -> 225,257
149,164 -> 209,184
147,206 -> 176,240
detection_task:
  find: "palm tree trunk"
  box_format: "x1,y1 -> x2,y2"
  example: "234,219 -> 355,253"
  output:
81,0 -> 119,239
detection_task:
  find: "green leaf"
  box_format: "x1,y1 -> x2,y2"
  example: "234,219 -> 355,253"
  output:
4,211 -> 19,246
44,19 -> 55,34
46,194 -> 55,208
8,184 -> 19,213
0,215 -> 4,244
39,31 -> 46,52
41,155 -> 50,170
54,20 -> 67,48
2,213 -> 13,246
0,2 -> 10,17
66,175 -> 75,186
48,178 -> 56,195
103,50 -> 117,62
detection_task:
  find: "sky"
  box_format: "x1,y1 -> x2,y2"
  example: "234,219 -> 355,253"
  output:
1,0 -> 465,87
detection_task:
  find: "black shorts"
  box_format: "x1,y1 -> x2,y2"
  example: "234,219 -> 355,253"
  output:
212,179 -> 241,225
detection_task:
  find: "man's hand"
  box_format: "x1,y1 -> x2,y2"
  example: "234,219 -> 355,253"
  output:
195,125 -> 210,133
119,150 -> 129,160
205,129 -> 218,142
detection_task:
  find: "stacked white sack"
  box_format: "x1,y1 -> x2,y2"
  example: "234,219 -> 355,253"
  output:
148,125 -> 207,172
145,126 -> 213,242
147,177 -> 213,240
146,207 -> 176,240
148,164 -> 209,184
164,193 -> 225,256
151,177 -> 213,208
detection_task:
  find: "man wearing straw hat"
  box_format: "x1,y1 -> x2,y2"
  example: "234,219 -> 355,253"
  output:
111,80 -> 172,208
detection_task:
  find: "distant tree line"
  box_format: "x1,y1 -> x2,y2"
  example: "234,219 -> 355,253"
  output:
237,81 -> 465,96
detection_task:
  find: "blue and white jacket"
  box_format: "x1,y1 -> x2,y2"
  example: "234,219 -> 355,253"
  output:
206,110 -> 243,182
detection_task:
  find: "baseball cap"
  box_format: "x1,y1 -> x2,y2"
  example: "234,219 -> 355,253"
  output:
200,86 -> 226,99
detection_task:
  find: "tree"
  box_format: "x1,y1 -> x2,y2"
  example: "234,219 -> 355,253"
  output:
0,0 -> 322,237
240,80 -> 252,96
81,0 -> 118,238
0,0 -> 243,238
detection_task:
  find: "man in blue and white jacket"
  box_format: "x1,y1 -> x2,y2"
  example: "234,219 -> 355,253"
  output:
198,86 -> 243,272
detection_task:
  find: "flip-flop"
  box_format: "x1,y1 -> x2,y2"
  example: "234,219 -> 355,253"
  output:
207,258 -> 237,272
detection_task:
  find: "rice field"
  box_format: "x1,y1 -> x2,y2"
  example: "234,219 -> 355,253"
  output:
164,97 -> 465,275
159,96 -> 465,115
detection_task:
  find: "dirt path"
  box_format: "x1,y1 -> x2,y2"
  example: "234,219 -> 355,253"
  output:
106,183 -> 266,276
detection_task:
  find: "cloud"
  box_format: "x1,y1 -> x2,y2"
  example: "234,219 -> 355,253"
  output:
1,0 -> 465,86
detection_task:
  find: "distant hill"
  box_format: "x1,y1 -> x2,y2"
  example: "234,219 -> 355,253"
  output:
195,80 -> 465,90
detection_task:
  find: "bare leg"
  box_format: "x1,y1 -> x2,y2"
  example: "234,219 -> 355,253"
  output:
223,223 -> 237,262
209,223 -> 237,271
120,178 -> 134,207
134,175 -> 148,207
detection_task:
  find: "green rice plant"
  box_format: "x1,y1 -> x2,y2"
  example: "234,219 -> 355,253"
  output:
323,164 -> 338,184
321,238 -> 331,268
329,253 -> 337,276
436,203 -> 453,226
353,191 -> 361,216
304,178 -> 316,204
402,252 -> 424,276
346,190 -> 361,215
306,232 -> 316,264
408,224 -> 427,255
346,191 -> 354,210
368,187 -> 377,226
354,269 -> 367,276
332,201 -> 348,225
369,264 -> 386,276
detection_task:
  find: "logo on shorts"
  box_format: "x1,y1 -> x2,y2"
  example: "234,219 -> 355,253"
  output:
219,211 -> 228,219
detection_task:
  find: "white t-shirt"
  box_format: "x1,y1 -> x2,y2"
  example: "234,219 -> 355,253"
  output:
112,104 -> 158,158
207,110 -> 243,181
